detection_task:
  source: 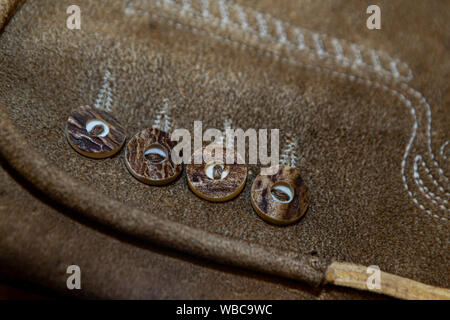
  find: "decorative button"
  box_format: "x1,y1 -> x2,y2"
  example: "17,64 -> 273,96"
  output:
125,128 -> 182,185
186,146 -> 247,202
66,105 -> 126,158
251,165 -> 309,225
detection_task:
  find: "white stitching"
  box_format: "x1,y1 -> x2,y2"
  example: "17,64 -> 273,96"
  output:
389,60 -> 400,78
222,119 -> 232,148
370,49 -> 382,71
332,38 -> 345,61
313,33 -> 325,57
255,12 -> 268,38
350,44 -> 364,65
235,4 -> 249,30
181,0 -> 191,12
200,0 -> 210,17
414,155 -> 449,209
418,157 -> 449,195
293,27 -> 307,51
280,134 -> 298,169
407,87 -> 449,184
217,0 -> 230,25
126,0 -> 414,81
274,18 -> 287,44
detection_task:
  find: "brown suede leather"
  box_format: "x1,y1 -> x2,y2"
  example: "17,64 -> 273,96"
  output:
0,0 -> 448,299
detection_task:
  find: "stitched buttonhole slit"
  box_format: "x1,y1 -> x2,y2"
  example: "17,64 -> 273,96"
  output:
271,182 -> 294,203
205,162 -> 230,180
145,144 -> 168,164
86,119 -> 109,137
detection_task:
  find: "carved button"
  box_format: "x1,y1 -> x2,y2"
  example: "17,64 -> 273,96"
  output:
251,165 -> 309,225
66,105 -> 126,158
186,146 -> 247,202
125,128 -> 182,185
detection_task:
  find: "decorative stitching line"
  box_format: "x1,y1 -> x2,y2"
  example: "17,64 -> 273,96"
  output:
181,0 -> 191,12
200,0 -> 210,17
235,4 -> 248,30
217,0 -> 230,25
148,0 -> 413,81
350,43 -> 364,65
293,27 -> 307,51
414,155 -> 449,210
370,49 -> 382,71
313,33 -> 326,58
274,18 -> 287,44
93,70 -> 114,112
125,0 -> 449,222
403,85 -> 449,184
418,157 -> 449,195
280,134 -> 298,169
152,98 -> 172,132
255,12 -> 268,38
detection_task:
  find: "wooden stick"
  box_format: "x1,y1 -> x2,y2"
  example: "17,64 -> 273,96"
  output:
326,261 -> 450,300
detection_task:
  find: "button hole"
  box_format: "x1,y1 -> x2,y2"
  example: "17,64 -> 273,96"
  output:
205,162 -> 230,180
86,119 -> 109,137
145,144 -> 168,164
270,182 -> 294,203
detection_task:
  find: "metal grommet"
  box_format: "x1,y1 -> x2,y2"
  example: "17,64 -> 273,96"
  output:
186,146 -> 247,202
66,105 -> 126,159
124,128 -> 182,185
251,165 -> 309,225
